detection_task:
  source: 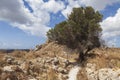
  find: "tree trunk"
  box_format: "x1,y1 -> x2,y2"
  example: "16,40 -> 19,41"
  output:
79,51 -> 85,62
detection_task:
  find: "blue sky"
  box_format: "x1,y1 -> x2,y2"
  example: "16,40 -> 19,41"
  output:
0,0 -> 120,49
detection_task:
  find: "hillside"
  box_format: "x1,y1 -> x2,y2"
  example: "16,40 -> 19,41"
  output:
0,41 -> 120,80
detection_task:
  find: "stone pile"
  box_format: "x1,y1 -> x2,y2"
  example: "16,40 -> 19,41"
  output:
0,55 -> 73,80
86,63 -> 120,80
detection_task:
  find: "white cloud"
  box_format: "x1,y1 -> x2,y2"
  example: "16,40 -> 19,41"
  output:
61,0 -> 120,18
101,8 -> 120,38
100,8 -> 120,47
80,0 -> 120,10
106,38 -> 117,47
0,0 -> 51,37
41,0 -> 65,13
62,0 -> 80,18
0,0 -> 30,24
0,0 -> 120,43
0,0 -> 65,37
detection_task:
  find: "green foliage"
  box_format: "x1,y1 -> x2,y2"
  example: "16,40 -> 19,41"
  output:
47,7 -> 103,61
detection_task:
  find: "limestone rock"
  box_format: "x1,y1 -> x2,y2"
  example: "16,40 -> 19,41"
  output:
98,68 -> 120,80
58,67 -> 67,74
52,57 -> 59,65
4,56 -> 15,64
3,66 -> 14,72
64,59 -> 70,68
86,63 -> 120,80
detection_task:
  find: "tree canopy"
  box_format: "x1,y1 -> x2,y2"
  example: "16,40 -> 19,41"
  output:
47,7 -> 103,61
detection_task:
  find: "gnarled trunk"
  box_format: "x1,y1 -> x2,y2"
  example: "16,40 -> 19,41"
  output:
79,51 -> 85,62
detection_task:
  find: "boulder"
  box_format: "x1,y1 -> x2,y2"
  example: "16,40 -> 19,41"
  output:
52,57 -> 59,65
64,59 -> 70,68
46,58 -> 53,63
5,56 -> 15,64
62,75 -> 69,79
3,66 -> 14,72
29,78 -> 37,80
58,67 -> 67,74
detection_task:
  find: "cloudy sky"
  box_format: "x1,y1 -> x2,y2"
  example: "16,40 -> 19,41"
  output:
0,0 -> 120,49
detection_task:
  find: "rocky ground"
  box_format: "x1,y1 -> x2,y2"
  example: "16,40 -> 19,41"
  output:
0,41 -> 120,80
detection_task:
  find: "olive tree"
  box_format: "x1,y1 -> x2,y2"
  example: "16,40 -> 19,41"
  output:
47,7 -> 103,62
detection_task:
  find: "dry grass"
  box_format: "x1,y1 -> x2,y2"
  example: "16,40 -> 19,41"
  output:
33,42 -> 78,58
25,52 -> 38,59
47,68 -> 58,80
77,68 -> 88,80
87,55 -> 108,69
86,48 -> 120,69
0,53 -> 8,66
0,53 -> 5,60
10,50 -> 27,58
106,49 -> 120,68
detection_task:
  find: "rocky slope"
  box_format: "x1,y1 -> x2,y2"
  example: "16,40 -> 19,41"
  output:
0,41 -> 120,80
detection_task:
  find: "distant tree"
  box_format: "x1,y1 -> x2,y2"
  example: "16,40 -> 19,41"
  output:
47,7 -> 103,62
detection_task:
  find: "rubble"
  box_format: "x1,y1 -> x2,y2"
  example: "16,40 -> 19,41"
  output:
86,63 -> 120,80
0,42 -> 120,80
